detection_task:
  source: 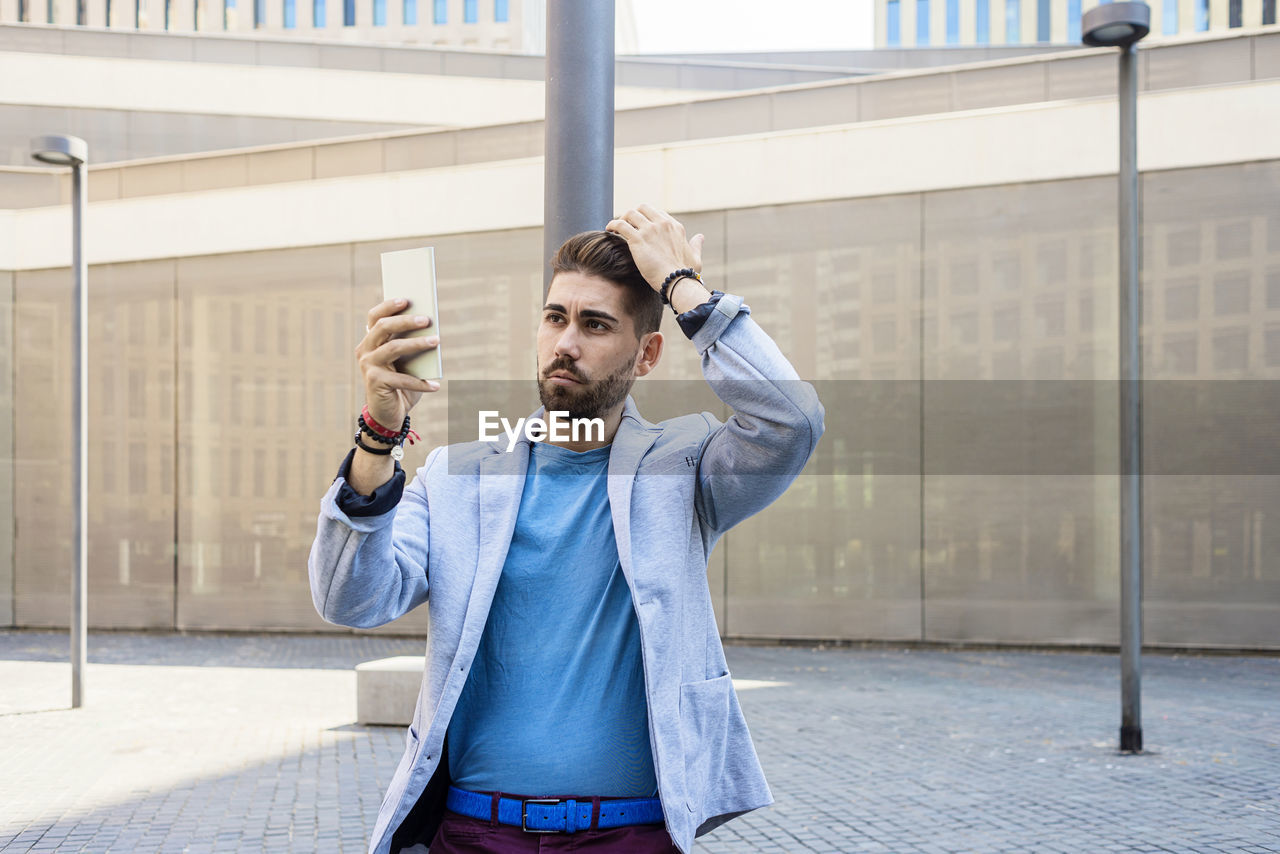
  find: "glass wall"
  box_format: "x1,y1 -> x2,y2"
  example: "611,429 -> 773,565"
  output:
921,178 -> 1120,644
724,196 -> 925,641
4,161 -> 1279,647
1140,162 -> 1280,646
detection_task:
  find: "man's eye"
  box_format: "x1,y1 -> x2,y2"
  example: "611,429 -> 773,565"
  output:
587,320 -> 606,330
544,313 -> 564,324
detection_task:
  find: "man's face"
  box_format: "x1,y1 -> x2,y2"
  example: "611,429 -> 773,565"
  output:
537,271 -> 647,421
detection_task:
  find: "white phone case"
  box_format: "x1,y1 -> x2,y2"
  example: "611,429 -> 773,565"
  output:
380,246 -> 442,380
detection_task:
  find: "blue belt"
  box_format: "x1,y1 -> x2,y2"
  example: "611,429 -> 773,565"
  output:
445,785 -> 665,834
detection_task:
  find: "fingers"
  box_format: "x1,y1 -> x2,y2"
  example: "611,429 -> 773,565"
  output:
366,297 -> 408,333
368,365 -> 440,394
361,311 -> 433,352
636,203 -> 673,226
366,334 -> 438,366
622,208 -> 652,228
606,217 -> 639,239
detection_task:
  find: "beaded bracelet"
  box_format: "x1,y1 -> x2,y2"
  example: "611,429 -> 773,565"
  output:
660,268 -> 700,306
358,418 -> 398,445
354,407 -> 420,461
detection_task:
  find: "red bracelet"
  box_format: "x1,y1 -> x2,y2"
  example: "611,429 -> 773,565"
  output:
361,405 -> 401,439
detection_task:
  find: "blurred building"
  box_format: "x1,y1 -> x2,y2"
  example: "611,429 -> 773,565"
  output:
1,23 -> 1277,648
874,0 -> 1278,46
0,0 -> 648,52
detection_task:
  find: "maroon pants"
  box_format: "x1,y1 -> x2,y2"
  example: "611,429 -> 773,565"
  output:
427,808 -> 680,853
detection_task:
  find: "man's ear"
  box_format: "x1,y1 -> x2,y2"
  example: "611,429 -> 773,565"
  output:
634,330 -> 663,378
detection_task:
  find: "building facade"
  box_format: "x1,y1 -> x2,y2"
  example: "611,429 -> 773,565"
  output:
2,27 -> 1278,648
875,0 -> 1277,46
0,0 -> 534,49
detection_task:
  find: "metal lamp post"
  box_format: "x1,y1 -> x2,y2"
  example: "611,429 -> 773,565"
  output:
1082,2 -> 1150,754
31,134 -> 90,709
543,0 -> 615,296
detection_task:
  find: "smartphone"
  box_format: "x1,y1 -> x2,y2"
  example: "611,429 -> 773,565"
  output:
380,246 -> 442,380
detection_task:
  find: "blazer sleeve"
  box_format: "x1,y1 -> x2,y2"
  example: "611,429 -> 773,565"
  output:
688,293 -> 825,534
307,445 -> 439,628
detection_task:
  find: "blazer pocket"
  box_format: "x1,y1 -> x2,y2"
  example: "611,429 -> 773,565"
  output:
678,672 -> 733,814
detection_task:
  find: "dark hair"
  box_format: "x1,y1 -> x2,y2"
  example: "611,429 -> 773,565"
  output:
550,231 -> 663,337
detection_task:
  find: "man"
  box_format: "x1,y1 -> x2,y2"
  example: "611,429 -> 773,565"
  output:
309,205 -> 824,854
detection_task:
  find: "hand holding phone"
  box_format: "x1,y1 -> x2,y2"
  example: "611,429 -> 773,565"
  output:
380,247 -> 442,380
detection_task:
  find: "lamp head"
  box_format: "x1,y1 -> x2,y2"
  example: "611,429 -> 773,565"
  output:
31,134 -> 88,167
1082,1 -> 1151,47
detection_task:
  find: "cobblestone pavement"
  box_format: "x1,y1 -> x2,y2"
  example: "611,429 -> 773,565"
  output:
1,630 -> 1277,853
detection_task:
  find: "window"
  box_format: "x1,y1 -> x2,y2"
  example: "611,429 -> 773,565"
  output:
373,0 -> 385,24
1216,222 -> 1251,259
464,0 -> 476,22
917,0 -> 930,43
976,0 -> 989,43
1264,0 -> 1276,25
433,0 -> 445,23
1162,0 -> 1178,32
1213,273 -> 1250,316
494,0 -> 507,21
1006,0 -> 1020,42
1164,334 -> 1197,374
887,0 -> 901,45
1068,0 -> 1082,40
993,305 -> 1021,341
1228,0 -> 1241,26
947,0 -> 959,42
343,0 -> 354,24
1165,279 -> 1198,321
1167,229 -> 1200,266
404,0 -> 416,23
1195,0 -> 1208,29
1037,0 -> 1049,41
313,0 -> 324,26
1213,329 -> 1248,372
1267,327 -> 1280,367
284,0 -> 295,27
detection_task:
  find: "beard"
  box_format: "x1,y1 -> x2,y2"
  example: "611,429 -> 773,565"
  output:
537,355 -> 637,422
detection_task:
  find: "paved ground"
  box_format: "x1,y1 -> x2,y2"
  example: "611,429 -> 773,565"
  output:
1,630 -> 1277,854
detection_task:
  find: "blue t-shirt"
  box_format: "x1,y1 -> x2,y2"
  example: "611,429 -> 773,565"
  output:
445,441 -> 658,797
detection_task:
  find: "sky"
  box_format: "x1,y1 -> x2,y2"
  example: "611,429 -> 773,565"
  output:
626,0 -> 876,54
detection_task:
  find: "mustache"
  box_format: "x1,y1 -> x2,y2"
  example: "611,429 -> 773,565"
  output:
542,358 -> 586,382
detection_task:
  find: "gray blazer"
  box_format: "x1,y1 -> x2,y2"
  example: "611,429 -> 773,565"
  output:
309,292 -> 825,854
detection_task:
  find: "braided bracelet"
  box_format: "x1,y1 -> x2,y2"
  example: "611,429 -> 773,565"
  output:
660,268 -> 700,306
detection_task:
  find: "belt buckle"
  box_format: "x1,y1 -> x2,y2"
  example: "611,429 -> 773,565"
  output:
521,798 -> 562,833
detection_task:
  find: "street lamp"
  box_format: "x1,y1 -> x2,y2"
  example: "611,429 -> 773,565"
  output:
1081,2 -> 1150,754
31,134 -> 89,710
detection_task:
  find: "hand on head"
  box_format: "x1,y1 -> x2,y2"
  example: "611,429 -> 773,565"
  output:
606,204 -> 704,293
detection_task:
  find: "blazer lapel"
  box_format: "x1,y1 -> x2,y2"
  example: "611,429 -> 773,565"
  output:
467,442 -> 530,617
607,396 -> 661,590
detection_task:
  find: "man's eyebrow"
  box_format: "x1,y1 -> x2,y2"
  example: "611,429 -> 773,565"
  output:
542,304 -> 620,325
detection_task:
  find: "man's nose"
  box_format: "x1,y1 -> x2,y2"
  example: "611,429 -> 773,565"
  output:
553,325 -> 581,360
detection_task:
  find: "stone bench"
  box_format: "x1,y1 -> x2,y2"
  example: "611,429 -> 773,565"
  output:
355,656 -> 424,726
